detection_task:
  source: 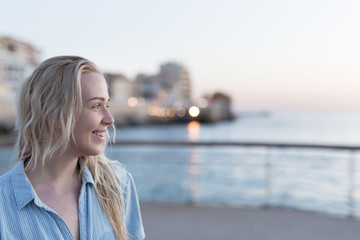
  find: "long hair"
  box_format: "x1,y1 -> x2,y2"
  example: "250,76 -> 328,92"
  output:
15,56 -> 128,240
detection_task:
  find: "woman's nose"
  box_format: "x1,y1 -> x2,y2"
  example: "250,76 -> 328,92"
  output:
102,108 -> 115,126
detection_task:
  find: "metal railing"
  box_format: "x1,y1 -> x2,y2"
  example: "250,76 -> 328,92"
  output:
111,140 -> 360,218
1,140 -> 359,218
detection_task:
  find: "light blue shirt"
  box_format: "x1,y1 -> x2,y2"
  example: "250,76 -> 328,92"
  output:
0,160 -> 145,240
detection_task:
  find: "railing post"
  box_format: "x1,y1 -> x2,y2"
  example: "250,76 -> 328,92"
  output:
348,150 -> 356,219
264,146 -> 272,208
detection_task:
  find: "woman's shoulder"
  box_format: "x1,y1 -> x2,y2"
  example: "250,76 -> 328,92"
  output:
111,162 -> 135,189
110,162 -> 145,239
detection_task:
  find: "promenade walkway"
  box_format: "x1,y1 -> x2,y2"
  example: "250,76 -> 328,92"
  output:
140,203 -> 360,240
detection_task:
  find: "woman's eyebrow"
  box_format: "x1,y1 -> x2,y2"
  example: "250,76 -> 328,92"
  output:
86,97 -> 110,102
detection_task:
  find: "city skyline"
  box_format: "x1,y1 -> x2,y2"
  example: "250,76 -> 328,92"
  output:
1,0 -> 359,111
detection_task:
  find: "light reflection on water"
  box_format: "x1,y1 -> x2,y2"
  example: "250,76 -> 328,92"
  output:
187,121 -> 201,142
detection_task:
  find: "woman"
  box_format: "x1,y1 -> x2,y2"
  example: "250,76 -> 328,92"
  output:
0,56 -> 145,240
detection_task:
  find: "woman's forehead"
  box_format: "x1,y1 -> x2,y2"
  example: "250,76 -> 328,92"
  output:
80,72 -> 109,100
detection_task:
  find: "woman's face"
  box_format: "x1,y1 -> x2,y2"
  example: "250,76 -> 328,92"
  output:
69,71 -> 114,157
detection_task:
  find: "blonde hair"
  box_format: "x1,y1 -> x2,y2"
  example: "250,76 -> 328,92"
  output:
15,56 -> 128,240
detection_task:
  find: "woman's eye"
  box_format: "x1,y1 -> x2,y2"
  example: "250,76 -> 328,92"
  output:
92,103 -> 101,109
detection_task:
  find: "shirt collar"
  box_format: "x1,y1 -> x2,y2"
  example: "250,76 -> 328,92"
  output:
81,163 -> 95,186
11,161 -> 37,210
11,160 -> 95,210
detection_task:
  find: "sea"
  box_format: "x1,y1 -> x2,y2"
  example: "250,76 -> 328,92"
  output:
107,110 -> 360,218
1,110 -> 360,218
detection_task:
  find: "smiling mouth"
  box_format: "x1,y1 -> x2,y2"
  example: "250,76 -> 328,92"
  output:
92,131 -> 105,137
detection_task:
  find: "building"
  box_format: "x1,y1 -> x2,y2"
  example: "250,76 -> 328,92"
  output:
135,62 -> 192,107
105,73 -> 149,125
196,92 -> 235,123
105,73 -> 134,101
0,37 -> 40,96
0,37 -> 40,130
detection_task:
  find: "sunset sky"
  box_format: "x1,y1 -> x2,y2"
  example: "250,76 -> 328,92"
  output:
1,0 -> 359,111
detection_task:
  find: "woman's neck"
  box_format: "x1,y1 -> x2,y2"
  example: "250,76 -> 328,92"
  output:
25,153 -> 81,193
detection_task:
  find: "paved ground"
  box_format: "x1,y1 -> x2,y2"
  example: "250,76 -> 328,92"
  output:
140,203 -> 360,240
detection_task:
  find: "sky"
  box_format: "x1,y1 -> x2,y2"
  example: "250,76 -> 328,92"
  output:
1,0 -> 360,111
